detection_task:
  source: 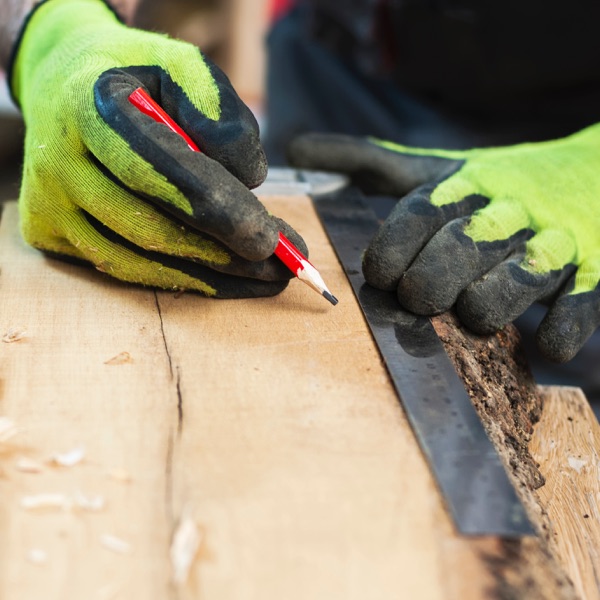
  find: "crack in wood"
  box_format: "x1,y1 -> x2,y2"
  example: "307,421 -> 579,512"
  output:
155,292 -> 173,378
165,427 -> 175,521
154,293 -> 184,435
155,291 -> 186,594
175,366 -> 183,436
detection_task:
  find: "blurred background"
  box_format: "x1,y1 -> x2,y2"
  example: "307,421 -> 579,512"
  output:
0,0 -> 271,204
0,75 -> 22,204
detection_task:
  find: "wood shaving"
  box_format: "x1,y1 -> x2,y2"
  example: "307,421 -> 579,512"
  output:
100,534 -> 132,555
0,417 -> 17,443
21,493 -> 71,511
171,514 -> 202,585
568,456 -> 587,474
106,468 -> 132,483
104,352 -> 133,366
49,446 -> 85,467
15,457 -> 44,473
2,327 -> 26,343
20,491 -> 105,512
26,548 -> 48,565
73,491 -> 105,512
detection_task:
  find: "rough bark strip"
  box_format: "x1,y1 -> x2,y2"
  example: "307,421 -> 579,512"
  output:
432,311 -> 577,599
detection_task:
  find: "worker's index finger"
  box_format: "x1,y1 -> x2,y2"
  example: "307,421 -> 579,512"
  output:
287,133 -> 459,195
362,182 -> 489,290
87,72 -> 279,261
94,65 -> 267,189
173,62 -> 268,190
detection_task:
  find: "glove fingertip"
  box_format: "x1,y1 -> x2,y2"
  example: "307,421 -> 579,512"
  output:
362,263 -> 400,292
536,291 -> 599,363
211,131 -> 268,190
233,220 -> 280,262
536,322 -> 580,363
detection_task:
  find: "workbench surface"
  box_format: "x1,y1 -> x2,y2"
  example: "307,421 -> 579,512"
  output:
0,198 -> 598,600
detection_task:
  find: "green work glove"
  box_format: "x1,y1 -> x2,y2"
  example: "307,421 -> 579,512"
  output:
10,0 -> 306,298
288,131 -> 600,362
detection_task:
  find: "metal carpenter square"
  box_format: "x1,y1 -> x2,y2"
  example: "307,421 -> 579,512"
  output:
312,187 -> 534,537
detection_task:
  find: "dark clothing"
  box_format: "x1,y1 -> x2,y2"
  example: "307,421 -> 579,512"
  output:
265,2 -> 600,162
302,1 -> 600,117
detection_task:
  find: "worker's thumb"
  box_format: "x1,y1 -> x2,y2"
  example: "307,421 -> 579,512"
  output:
287,133 -> 464,196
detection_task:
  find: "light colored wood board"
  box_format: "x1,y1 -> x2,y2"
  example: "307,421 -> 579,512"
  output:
0,208 -> 176,598
0,199 -> 495,599
530,385 -> 600,600
161,195 -> 496,600
0,197 -> 575,600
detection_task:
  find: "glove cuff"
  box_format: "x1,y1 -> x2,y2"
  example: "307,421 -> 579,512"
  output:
7,0 -> 123,110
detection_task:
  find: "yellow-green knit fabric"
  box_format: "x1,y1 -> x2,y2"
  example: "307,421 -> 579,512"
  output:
374,125 -> 600,295
12,0 -> 231,294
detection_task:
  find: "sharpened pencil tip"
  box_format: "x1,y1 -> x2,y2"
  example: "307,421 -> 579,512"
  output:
323,291 -> 339,306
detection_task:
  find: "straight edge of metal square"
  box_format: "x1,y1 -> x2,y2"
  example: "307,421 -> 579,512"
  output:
312,187 -> 535,537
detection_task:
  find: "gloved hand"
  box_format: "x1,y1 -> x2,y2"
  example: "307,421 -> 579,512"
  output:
10,0 -> 305,298
288,131 -> 600,362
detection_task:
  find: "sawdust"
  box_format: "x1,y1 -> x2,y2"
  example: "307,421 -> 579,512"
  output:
26,548 -> 48,565
21,493 -> 70,511
0,417 -> 17,443
104,351 -> 133,366
49,446 -> 85,467
171,512 -> 203,585
20,491 -> 105,512
106,468 -> 132,483
2,327 -> 26,343
100,534 -> 132,555
15,457 -> 44,473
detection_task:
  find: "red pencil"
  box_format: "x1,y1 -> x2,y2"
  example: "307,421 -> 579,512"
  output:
128,87 -> 338,306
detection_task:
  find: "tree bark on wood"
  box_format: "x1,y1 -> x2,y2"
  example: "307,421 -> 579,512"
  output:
432,311 -> 598,599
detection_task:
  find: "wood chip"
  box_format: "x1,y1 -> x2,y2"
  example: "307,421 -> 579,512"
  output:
15,457 -> 44,473
2,327 -> 26,343
20,491 -> 104,512
26,548 -> 48,565
21,493 -> 70,511
73,491 -> 105,512
104,352 -> 133,366
568,456 -> 587,474
0,417 -> 17,442
49,446 -> 85,467
171,515 -> 202,585
100,534 -> 132,555
106,468 -> 132,483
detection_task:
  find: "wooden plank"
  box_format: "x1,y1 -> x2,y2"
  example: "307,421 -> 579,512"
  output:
0,197 -> 587,599
530,386 -> 600,600
0,205 -> 175,599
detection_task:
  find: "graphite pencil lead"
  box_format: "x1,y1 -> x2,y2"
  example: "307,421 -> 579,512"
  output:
322,291 -> 339,306
297,261 -> 338,306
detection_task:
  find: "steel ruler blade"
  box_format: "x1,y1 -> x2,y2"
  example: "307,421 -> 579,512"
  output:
312,187 -> 534,537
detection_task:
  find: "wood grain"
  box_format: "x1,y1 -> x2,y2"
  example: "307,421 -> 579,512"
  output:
0,197 -> 593,599
530,386 -> 600,600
